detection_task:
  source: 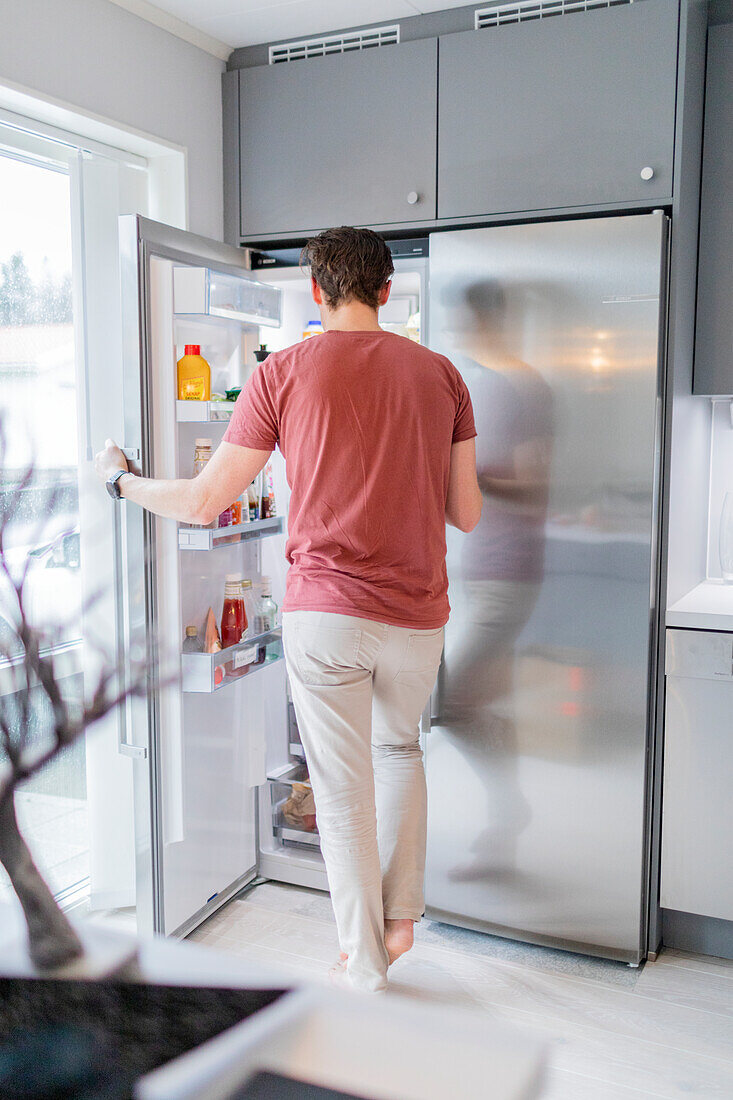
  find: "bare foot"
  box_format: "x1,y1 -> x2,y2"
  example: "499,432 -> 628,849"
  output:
384,918 -> 414,965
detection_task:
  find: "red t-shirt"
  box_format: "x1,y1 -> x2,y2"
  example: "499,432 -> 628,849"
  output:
223,330 -> 476,628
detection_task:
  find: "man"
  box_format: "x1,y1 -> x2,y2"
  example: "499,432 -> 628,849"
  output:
95,226 -> 481,993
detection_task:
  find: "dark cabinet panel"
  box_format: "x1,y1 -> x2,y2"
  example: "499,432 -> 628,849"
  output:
693,24 -> 733,395
438,1 -> 678,219
238,40 -> 437,238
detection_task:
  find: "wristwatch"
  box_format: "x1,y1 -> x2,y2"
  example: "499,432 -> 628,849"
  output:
106,469 -> 129,500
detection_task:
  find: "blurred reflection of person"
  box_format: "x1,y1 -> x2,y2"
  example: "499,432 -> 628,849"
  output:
439,281 -> 554,879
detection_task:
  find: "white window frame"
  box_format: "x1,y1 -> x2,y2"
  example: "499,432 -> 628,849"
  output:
0,106 -> 175,913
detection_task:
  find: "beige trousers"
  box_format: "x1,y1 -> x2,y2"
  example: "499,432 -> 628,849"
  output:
282,610 -> 444,992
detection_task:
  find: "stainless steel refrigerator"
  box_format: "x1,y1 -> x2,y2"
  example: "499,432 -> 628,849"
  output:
424,214 -> 668,964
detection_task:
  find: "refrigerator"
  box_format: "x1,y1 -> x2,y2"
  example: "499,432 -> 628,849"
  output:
108,216 -> 427,938
108,212 -> 666,960
424,213 -> 668,964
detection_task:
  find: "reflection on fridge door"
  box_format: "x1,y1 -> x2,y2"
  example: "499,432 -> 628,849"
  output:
425,214 -> 668,963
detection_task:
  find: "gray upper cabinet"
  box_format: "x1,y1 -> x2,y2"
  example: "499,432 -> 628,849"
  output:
437,1 -> 679,220
693,23 -> 733,395
238,40 -> 437,239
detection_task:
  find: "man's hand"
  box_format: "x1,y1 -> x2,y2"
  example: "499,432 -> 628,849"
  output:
94,439 -> 129,484
90,438 -> 271,524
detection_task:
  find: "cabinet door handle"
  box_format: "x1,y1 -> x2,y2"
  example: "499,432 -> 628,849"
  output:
406,190 -> 419,205
640,166 -> 655,181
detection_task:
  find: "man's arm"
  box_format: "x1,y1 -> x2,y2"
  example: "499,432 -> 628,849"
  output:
94,439 -> 272,525
478,436 -> 552,509
445,438 -> 482,533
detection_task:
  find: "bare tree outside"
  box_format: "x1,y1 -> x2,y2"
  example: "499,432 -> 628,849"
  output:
0,422 -> 150,969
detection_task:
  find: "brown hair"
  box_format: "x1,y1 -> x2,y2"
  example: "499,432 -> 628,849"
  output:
300,226 -> 395,311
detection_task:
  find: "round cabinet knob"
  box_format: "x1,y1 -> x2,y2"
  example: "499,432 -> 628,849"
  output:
406,190 -> 419,205
640,167 -> 654,181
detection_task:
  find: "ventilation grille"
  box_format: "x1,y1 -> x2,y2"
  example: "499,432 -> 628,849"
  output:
269,25 -> 400,64
475,0 -> 641,29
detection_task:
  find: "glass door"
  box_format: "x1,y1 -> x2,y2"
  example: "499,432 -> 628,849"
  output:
0,119 -> 149,937
0,140 -> 85,911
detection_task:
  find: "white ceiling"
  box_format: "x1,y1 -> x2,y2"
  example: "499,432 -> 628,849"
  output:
111,0 -> 478,55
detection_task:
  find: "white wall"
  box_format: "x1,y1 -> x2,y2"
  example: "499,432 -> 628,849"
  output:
0,0 -> 226,240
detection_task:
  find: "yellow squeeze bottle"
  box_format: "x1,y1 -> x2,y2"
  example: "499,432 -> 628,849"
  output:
177,344 -> 211,401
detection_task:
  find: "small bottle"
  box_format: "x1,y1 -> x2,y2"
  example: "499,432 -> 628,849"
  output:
247,481 -> 259,522
221,575 -> 244,649
254,344 -> 270,364
260,463 -> 277,519
192,438 -> 212,478
217,503 -> 232,528
182,625 -> 202,653
192,439 -> 214,530
301,321 -> 323,340
230,498 -> 242,525
254,577 -> 278,664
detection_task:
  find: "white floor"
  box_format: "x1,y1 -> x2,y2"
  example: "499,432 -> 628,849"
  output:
187,881 -> 733,1100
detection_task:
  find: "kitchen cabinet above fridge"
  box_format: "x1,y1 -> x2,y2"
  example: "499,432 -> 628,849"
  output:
224,0 -> 684,245
232,37 -> 438,240
437,0 -> 678,219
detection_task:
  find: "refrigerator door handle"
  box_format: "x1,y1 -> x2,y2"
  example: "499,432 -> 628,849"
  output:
112,502 -> 147,760
121,447 -> 141,475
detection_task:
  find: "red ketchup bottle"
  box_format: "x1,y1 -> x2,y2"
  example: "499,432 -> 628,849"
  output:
221,574 -> 245,677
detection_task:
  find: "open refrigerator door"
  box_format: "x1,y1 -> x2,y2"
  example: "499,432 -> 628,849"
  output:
117,217 -> 296,938
116,220 -> 429,937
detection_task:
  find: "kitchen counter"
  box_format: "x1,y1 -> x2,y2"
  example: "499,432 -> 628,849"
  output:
666,580 -> 733,631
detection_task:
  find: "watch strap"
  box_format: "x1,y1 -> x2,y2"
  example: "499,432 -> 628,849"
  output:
107,469 -> 128,500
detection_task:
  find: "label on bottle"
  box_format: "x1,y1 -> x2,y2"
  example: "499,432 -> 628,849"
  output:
234,646 -> 257,669
181,376 -> 207,400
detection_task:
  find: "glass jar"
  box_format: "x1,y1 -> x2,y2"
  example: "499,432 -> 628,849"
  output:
191,439 -> 214,529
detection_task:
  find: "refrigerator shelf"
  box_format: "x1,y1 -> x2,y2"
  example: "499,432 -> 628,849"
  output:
178,516 -> 282,550
271,799 -> 320,850
269,770 -> 319,850
173,265 -> 282,327
176,400 -> 236,423
267,762 -> 309,786
181,629 -> 282,693
275,824 -> 321,849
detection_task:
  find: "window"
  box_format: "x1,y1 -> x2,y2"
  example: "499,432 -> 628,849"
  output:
0,114 -> 149,915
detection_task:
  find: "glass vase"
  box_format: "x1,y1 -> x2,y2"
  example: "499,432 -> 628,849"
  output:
719,492 -> 733,582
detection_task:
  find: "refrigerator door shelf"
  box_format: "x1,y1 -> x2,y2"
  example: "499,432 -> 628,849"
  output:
275,823 -> 321,849
267,762 -> 310,785
176,399 -> 236,423
182,630 -> 283,692
178,516 -> 282,550
271,799 -> 320,850
268,766 -> 320,850
173,265 -> 282,327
